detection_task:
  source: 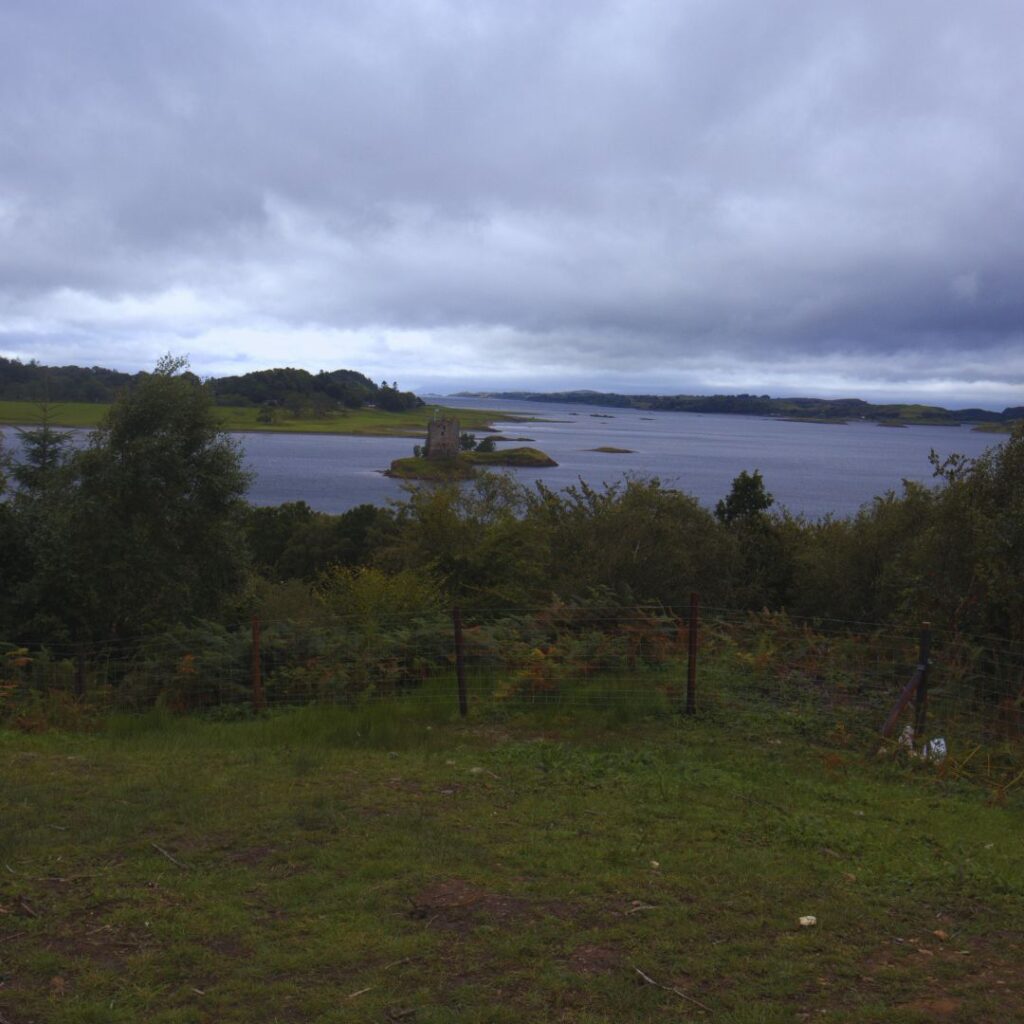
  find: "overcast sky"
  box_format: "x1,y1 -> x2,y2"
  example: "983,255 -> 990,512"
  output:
2,1 -> 1022,407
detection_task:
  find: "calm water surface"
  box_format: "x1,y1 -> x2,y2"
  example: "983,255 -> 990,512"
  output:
238,397 -> 1001,519
2,399 -> 1002,519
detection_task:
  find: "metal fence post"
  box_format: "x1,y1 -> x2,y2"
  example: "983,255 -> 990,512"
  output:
453,606 -> 468,717
686,592 -> 699,715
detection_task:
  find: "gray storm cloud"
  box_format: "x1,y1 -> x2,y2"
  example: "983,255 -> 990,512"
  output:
1,0 -> 1022,404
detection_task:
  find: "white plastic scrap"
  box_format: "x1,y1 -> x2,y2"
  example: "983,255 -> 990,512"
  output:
799,915 -> 817,927
896,725 -> 947,762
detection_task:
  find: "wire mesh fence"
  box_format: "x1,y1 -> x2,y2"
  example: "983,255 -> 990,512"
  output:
2,599 -> 1023,753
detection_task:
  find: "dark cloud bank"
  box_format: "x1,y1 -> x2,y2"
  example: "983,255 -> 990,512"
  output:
1,1 -> 1022,405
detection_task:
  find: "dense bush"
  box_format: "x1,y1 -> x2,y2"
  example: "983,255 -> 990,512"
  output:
4,383 -> 1022,660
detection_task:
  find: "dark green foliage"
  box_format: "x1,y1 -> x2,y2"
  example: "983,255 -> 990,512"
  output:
781,427 -> 1024,639
377,475 -> 733,611
246,501 -> 319,574
715,468 -> 774,524
65,357 -> 252,638
0,357 -> 423,414
2,356 -> 251,642
914,429 -> 1024,638
714,470 -> 791,607
246,502 -> 394,580
374,379 -> 421,411
255,402 -> 278,424
3,396 -> 1024,664
525,477 -> 735,609
12,405 -> 74,493
379,474 -> 540,607
0,356 -> 134,402
0,430 -> 9,494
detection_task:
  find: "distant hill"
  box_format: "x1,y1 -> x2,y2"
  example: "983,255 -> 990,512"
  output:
0,358 -> 422,413
454,389 -> 1015,425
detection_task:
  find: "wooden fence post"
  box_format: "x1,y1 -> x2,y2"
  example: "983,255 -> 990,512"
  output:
251,616 -> 266,713
453,606 -> 468,717
686,592 -> 699,715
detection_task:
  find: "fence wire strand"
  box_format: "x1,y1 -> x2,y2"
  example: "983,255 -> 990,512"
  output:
2,604 -> 1022,751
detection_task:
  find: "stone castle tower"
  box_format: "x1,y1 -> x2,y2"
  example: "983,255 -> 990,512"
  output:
425,415 -> 460,460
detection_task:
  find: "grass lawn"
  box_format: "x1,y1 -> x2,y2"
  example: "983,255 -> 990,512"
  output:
1,703 -> 1021,1024
0,401 -> 532,438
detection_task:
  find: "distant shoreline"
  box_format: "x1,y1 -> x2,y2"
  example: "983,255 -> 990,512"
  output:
453,390 -> 1021,432
0,400 -> 538,439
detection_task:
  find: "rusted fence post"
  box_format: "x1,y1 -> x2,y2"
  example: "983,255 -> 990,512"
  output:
453,606 -> 468,717
251,615 -> 266,713
913,622 -> 931,736
686,592 -> 699,715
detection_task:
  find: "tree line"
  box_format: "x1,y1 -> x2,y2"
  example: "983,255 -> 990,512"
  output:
0,357 -> 422,414
463,388 -> 1024,425
2,359 -> 1022,649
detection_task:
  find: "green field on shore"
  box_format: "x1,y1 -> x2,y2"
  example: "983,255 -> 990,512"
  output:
0,400 -> 529,438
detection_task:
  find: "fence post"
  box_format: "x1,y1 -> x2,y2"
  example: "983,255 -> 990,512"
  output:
686,592 -> 699,715
74,650 -> 86,699
251,615 -> 266,713
913,622 -> 931,736
452,606 -> 468,717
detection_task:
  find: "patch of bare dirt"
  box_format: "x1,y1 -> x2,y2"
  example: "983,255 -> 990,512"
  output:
899,997 -> 962,1019
566,944 -> 620,976
385,778 -> 424,793
228,845 -> 276,865
410,879 -> 572,933
205,935 -> 250,958
42,924 -> 156,969
862,932 -> 1024,1019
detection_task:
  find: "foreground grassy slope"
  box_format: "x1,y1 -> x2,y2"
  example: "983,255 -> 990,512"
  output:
1,702 -> 1021,1024
0,400 -> 528,437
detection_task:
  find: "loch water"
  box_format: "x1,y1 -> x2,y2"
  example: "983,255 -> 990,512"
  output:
219,396 -> 1003,520
1,398 -> 1003,520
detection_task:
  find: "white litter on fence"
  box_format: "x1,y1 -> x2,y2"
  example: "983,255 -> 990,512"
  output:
897,725 -> 947,762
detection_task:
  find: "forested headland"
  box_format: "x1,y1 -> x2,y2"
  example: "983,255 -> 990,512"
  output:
459,388 -> 1024,429
0,356 -> 421,414
2,356 -> 1022,650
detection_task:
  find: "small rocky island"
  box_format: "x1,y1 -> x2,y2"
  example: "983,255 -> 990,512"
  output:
385,416 -> 557,480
